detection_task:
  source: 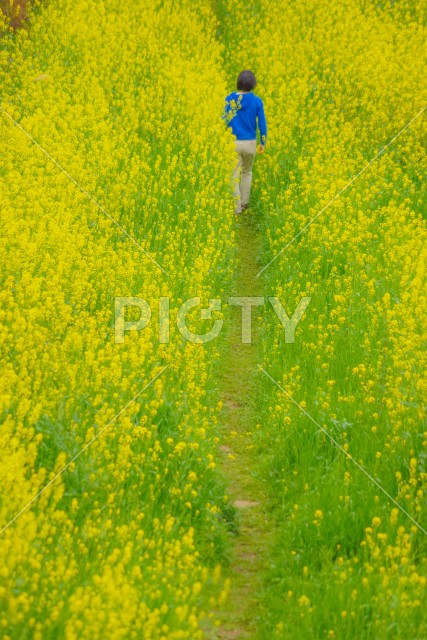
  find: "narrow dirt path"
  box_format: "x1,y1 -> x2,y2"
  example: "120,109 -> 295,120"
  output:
210,213 -> 274,639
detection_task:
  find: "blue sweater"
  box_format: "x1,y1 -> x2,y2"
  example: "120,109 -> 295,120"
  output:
223,91 -> 267,145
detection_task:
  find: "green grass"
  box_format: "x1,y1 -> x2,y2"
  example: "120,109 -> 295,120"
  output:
203,212 -> 277,639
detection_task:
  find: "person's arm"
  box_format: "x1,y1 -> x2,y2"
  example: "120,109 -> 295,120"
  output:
257,98 -> 267,147
222,94 -> 242,126
222,97 -> 231,125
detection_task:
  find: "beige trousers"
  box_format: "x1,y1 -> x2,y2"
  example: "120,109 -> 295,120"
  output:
232,139 -> 257,213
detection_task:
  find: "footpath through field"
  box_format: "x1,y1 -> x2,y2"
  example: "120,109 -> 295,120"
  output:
209,214 -> 274,639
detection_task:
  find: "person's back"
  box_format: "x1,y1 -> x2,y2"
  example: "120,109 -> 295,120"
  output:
223,70 -> 267,215
224,91 -> 267,147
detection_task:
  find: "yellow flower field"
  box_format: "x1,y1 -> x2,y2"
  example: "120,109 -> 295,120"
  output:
218,0 -> 426,636
1,1 -> 236,637
1,0 -> 426,638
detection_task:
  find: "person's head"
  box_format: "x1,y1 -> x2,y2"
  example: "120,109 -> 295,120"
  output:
237,70 -> 257,92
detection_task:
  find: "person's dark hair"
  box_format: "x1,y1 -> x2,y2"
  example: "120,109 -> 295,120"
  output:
237,70 -> 257,92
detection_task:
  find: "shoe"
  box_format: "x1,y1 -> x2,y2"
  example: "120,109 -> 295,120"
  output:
241,204 -> 249,211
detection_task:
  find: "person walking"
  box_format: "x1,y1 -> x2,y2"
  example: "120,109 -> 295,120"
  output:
223,70 -> 267,214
